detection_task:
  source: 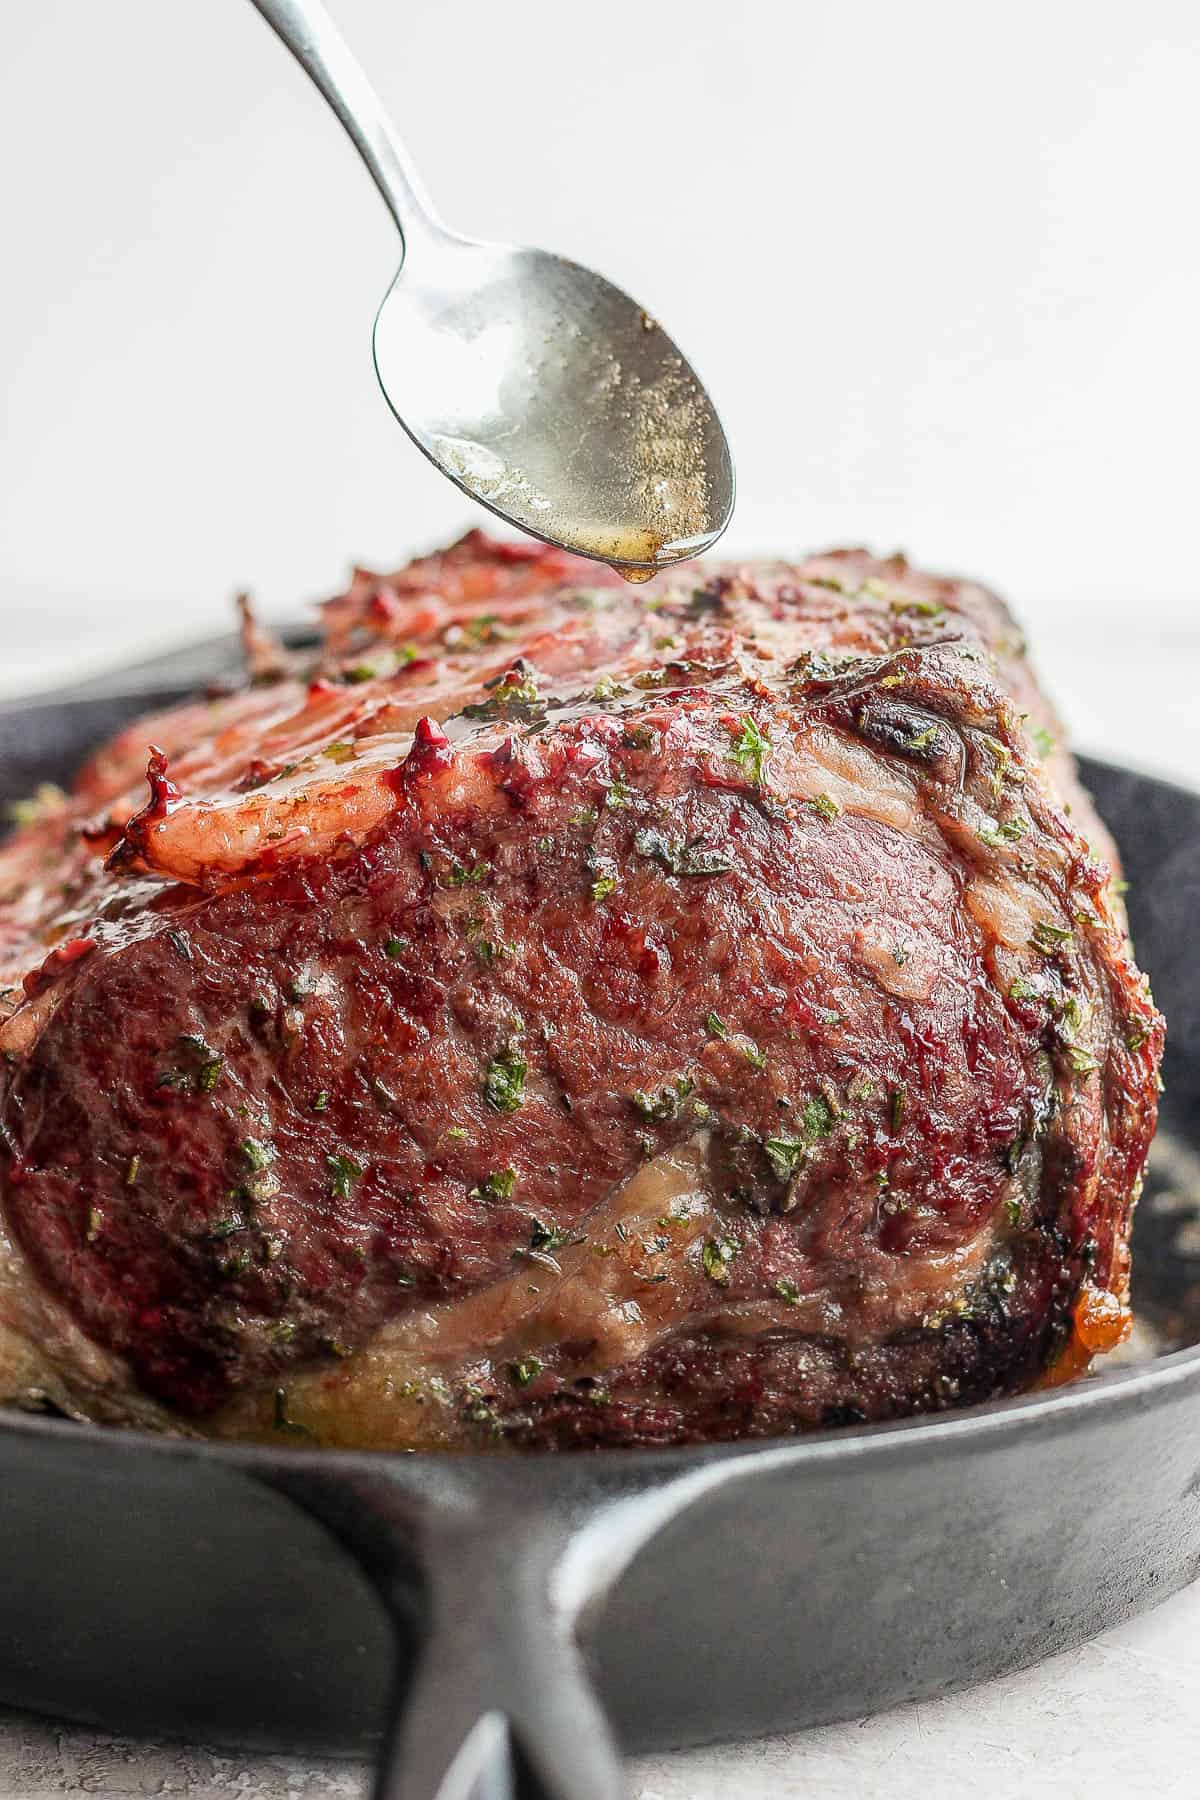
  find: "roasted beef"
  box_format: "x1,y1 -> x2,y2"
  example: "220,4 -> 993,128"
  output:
0,534 -> 1163,1447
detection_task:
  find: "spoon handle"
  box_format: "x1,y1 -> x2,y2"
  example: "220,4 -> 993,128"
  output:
247,0 -> 445,254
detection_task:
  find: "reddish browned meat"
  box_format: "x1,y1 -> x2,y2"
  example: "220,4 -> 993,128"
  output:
0,534 -> 1163,1448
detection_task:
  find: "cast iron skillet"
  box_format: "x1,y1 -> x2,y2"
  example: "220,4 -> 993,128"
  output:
1,634 -> 1198,1800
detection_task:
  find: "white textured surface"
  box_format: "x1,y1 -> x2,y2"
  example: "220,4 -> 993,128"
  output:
0,1576 -> 1198,1799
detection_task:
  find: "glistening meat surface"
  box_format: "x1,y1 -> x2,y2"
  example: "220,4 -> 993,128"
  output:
0,535 -> 1163,1447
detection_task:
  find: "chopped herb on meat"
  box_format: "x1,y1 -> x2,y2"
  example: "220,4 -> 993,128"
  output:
470,1168 -> 517,1203
630,1076 -> 696,1122
633,828 -> 733,877
808,793 -> 841,821
702,1236 -> 740,1285
484,1049 -> 527,1113
326,1152 -> 362,1200
727,716 -> 770,786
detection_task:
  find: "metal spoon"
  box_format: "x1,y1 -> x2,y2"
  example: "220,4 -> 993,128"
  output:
248,0 -> 734,580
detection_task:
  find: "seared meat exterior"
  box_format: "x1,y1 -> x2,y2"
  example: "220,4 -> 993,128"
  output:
0,534 -> 1163,1448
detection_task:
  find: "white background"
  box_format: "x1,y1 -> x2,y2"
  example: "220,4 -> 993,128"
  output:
0,7 -> 1198,1797
1,0 -> 1198,783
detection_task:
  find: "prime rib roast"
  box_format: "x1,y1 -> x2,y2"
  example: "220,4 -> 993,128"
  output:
0,533 -> 1164,1448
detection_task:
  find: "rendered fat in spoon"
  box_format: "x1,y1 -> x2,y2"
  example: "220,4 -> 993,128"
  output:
248,0 -> 736,580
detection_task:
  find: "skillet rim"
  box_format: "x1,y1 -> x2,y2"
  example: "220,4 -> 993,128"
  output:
1,1332 -> 1197,1483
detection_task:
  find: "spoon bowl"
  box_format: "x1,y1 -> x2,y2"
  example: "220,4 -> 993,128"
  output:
373,238 -> 735,575
250,0 -> 734,576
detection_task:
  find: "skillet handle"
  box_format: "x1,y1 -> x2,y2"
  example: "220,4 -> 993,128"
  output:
255,1463 -> 632,1800
375,1519 -> 627,1800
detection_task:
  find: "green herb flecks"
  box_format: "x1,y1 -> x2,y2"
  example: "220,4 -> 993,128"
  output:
509,1356 -> 544,1388
484,1048 -> 527,1113
528,1217 -> 572,1254
702,1236 -> 740,1286
443,861 -> 489,889
764,1096 -> 836,1182
633,828 -> 732,878
1031,920 -> 1073,957
470,1168 -> 517,1203
455,614 -> 508,649
982,736 -> 1016,802
727,715 -> 770,787
800,1095 -> 836,1138
462,665 -> 543,722
177,1034 -> 224,1093
241,1137 -> 274,1172
461,1388 -> 501,1434
7,783 -> 67,828
978,815 -> 1029,849
705,1011 -> 729,1039
630,1075 -> 696,1122
764,1135 -> 806,1181
774,1276 -> 800,1304
808,793 -> 841,821
889,595 -> 945,619
326,1151 -> 363,1200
